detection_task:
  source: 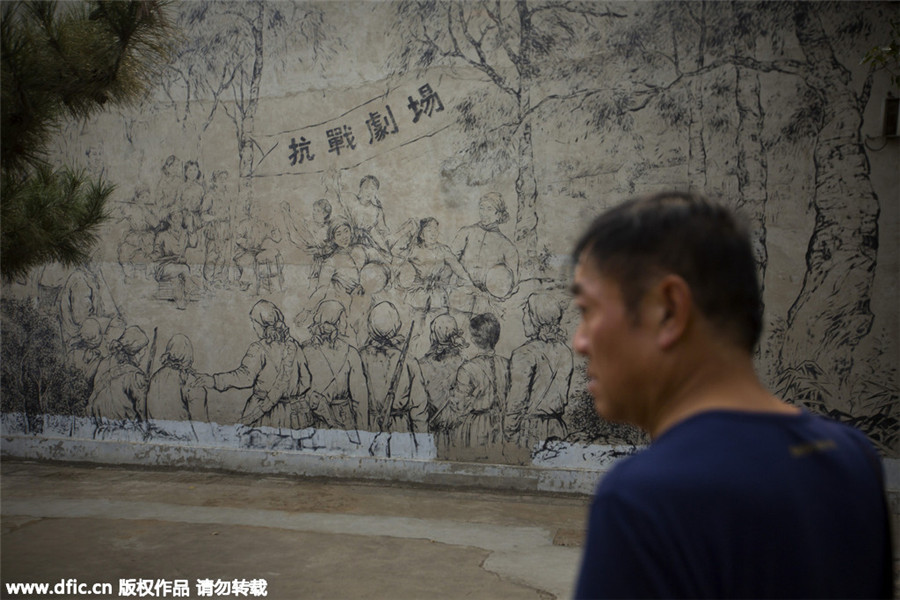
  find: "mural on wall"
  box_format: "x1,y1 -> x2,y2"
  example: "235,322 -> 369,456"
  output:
2,1 -> 898,466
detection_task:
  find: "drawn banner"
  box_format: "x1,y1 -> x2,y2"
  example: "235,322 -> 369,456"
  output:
254,79 -> 456,177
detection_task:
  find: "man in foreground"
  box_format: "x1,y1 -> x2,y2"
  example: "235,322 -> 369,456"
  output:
570,191 -> 892,598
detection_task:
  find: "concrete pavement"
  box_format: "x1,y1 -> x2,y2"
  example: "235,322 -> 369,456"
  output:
1,460 -> 592,599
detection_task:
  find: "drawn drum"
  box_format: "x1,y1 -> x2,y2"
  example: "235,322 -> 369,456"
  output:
395,261 -> 418,289
484,264 -> 514,299
360,262 -> 390,295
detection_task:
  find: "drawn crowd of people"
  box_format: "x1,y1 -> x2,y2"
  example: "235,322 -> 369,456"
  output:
17,159 -> 579,455
52,284 -> 573,454
118,155 -> 280,306
116,156 -> 524,328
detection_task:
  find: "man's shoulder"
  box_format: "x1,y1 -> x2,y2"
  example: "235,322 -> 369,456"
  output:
600,409 -> 881,495
596,444 -> 690,497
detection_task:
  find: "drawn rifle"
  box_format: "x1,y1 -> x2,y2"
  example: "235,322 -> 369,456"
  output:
143,326 -> 158,423
379,321 -> 414,432
308,374 -> 341,429
428,394 -> 454,425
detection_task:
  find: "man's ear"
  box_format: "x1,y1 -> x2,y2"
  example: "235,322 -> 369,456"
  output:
647,274 -> 691,350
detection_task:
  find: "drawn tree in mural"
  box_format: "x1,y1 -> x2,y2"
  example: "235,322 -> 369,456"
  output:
388,0 -> 627,270
576,2 -> 896,450
572,1 -> 772,285
160,0 -> 339,213
0,299 -> 90,432
616,2 -> 895,451
775,3 -> 897,452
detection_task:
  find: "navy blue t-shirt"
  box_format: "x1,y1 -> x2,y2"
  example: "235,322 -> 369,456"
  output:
575,410 -> 892,599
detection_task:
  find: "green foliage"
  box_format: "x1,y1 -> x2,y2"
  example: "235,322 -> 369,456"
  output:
1,165 -> 113,280
0,1 -> 178,281
862,19 -> 900,90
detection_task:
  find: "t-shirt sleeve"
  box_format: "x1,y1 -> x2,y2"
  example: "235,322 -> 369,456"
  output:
574,489 -> 664,599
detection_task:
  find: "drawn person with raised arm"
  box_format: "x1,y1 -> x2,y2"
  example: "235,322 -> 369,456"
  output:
212,300 -> 310,437
395,217 -> 473,319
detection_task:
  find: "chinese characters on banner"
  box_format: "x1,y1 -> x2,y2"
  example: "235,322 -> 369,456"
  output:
276,83 -> 446,174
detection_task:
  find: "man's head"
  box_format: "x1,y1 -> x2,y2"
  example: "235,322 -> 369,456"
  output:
311,299 -> 346,342
478,192 -> 509,226
523,292 -> 564,339
570,191 -> 763,430
572,191 -> 762,353
470,312 -> 501,351
313,198 -> 332,225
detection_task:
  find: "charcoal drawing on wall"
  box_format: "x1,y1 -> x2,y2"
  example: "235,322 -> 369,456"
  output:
2,1 -> 898,466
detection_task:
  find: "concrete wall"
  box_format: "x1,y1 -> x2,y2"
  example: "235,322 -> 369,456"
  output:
2,1 -> 898,492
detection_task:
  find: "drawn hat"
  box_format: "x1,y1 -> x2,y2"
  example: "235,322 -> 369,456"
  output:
368,301 -> 401,337
249,299 -> 284,327
429,314 -> 462,345
163,333 -> 193,366
527,293 -> 563,326
118,326 -> 149,354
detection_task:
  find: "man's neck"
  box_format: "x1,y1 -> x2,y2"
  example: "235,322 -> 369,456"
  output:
648,341 -> 799,440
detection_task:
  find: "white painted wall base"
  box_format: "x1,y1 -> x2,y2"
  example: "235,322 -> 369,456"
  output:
1,434 -> 608,495
3,413 -> 897,498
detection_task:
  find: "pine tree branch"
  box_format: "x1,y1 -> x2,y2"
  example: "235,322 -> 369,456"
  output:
1,0 -> 178,280
1,166 -> 113,281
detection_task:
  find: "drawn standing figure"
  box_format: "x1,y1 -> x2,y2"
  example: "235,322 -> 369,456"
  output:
411,313 -> 468,451
201,170 -> 234,287
178,160 -> 208,271
212,300 -> 311,447
65,317 -> 106,396
181,160 -> 206,217
282,198 -> 333,280
395,217 -> 473,322
337,175 -> 394,296
158,155 -> 183,211
449,313 -> 509,453
452,192 -> 519,314
503,293 -> 574,448
302,300 -> 368,433
311,220 -> 370,337
342,175 -> 391,256
58,265 -> 123,354
87,326 -> 149,422
147,334 -> 213,437
359,302 -> 424,435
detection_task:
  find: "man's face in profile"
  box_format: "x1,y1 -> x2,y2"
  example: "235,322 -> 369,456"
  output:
571,256 -> 657,427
